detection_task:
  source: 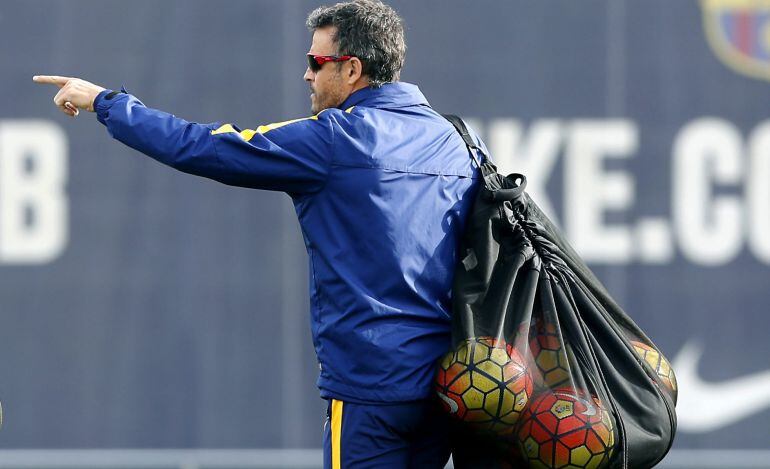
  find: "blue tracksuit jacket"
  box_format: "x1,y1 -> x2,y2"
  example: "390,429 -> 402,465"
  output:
94,82 -> 484,403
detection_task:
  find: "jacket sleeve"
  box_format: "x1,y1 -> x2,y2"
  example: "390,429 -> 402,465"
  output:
94,90 -> 333,194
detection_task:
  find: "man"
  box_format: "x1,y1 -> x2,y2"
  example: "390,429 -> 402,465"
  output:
35,1 -> 489,467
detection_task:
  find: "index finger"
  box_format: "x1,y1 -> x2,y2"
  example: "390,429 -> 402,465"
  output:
32,75 -> 74,87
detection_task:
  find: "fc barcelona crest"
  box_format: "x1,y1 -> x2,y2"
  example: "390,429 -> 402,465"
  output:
701,0 -> 770,81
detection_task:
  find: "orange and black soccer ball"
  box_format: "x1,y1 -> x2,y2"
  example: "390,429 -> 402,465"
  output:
435,336 -> 534,435
529,321 -> 571,389
516,387 -> 616,469
630,340 -> 678,403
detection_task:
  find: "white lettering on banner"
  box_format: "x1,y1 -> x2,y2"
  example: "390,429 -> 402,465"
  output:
747,121 -> 770,264
481,118 -> 657,264
477,116 -> 770,266
0,120 -> 68,264
565,120 -> 637,263
634,218 -> 674,264
673,118 -> 743,266
1,115 -> 762,268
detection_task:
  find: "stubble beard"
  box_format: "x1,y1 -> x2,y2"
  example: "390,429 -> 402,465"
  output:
310,93 -> 322,114
311,91 -> 338,114
310,76 -> 345,114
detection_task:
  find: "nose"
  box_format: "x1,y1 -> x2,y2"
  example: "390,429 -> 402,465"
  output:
304,67 -> 314,82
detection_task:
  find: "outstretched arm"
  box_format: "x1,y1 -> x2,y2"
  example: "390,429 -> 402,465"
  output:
33,75 -> 334,195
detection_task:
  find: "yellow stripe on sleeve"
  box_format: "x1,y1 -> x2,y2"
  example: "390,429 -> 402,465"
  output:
331,399 -> 343,469
210,114 -> 321,142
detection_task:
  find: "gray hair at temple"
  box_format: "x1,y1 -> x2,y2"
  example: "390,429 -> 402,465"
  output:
306,0 -> 406,88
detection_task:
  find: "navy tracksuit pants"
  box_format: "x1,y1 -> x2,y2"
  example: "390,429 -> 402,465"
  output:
322,398 -> 506,469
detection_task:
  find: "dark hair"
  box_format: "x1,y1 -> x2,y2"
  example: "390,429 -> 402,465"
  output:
306,0 -> 406,88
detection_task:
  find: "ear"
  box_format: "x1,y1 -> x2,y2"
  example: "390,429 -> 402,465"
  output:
346,57 -> 364,85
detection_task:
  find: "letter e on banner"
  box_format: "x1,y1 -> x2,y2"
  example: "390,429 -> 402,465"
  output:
565,120 -> 637,263
0,120 -> 68,264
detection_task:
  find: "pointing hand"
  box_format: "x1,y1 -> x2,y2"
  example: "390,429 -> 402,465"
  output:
33,75 -> 106,117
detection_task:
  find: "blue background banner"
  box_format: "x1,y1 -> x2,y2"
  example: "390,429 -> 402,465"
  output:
1,0 -> 769,457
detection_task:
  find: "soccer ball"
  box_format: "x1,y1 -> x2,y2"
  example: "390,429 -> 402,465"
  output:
435,336 -> 534,435
516,387 -> 616,469
630,340 -> 678,403
529,321 -> 571,389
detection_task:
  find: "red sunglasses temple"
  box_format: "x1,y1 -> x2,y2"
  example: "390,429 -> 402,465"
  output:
307,54 -> 354,69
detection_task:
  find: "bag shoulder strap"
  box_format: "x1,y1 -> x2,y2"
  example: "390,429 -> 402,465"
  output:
442,114 -> 527,200
443,114 -> 504,194
442,114 -> 485,169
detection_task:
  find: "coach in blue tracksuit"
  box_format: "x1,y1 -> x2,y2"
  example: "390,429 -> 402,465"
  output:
34,1 -> 489,467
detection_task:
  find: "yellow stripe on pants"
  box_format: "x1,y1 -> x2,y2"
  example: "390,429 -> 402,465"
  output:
331,399 -> 344,469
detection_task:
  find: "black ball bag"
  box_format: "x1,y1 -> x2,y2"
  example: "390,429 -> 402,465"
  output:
435,116 -> 677,469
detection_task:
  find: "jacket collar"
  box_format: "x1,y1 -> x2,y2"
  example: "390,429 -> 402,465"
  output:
339,82 -> 429,110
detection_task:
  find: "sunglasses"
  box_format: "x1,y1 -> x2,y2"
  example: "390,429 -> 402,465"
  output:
307,54 -> 354,72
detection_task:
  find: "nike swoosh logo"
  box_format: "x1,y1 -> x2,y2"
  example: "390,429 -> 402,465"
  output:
437,392 -> 459,414
672,340 -> 770,433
